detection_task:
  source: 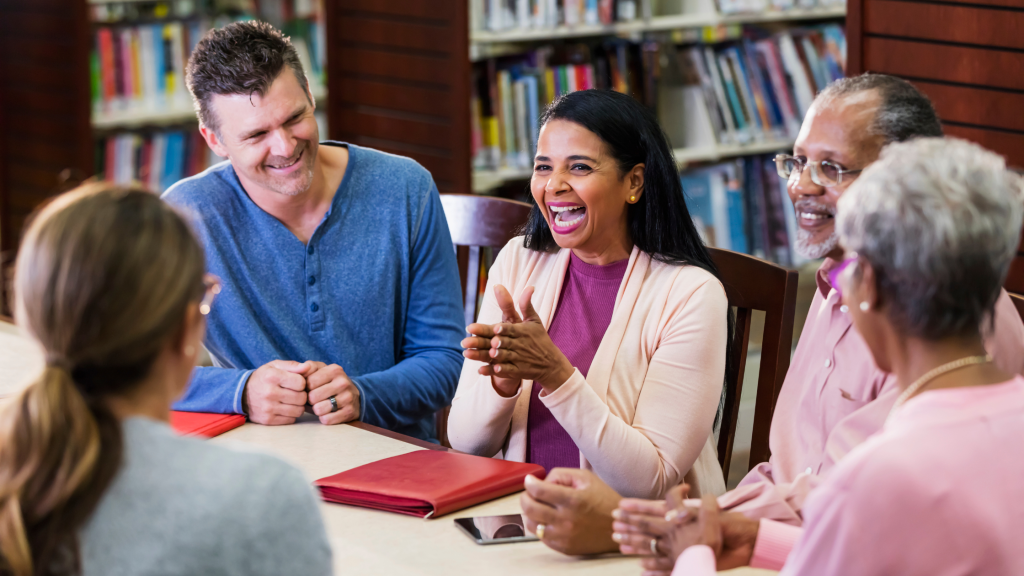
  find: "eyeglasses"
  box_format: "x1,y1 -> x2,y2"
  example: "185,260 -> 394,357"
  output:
828,256 -> 858,301
775,155 -> 863,187
199,274 -> 222,316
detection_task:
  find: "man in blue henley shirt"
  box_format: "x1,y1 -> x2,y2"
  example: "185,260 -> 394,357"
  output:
162,21 -> 464,440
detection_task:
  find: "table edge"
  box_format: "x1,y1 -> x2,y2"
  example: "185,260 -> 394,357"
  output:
345,421 -> 452,452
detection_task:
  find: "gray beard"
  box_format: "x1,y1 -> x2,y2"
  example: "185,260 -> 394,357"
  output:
794,228 -> 839,259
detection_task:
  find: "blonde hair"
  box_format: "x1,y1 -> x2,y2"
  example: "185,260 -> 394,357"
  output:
0,182 -> 205,575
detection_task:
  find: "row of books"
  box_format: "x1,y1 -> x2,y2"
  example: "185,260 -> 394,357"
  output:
682,153 -> 806,267
477,0 -> 641,32
91,0 -> 321,25
91,16 -> 325,116
472,41 -> 658,171
661,25 -> 845,148
474,0 -> 843,31
717,0 -> 844,15
100,130 -> 224,193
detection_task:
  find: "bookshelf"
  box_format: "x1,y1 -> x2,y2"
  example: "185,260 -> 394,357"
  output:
473,138 -> 796,192
471,5 -> 845,45
0,0 -> 333,258
92,85 -> 327,129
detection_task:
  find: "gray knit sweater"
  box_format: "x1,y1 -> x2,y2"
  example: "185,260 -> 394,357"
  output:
80,417 -> 332,575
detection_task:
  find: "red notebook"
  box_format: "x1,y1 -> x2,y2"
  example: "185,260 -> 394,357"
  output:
170,411 -> 246,438
315,450 -> 545,518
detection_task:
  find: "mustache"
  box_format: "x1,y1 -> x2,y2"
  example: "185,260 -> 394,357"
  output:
794,199 -> 837,216
266,142 -> 306,167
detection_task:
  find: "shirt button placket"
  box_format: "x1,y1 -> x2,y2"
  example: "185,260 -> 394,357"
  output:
305,241 -> 324,332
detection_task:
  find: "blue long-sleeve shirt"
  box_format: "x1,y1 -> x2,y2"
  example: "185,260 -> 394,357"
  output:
162,143 -> 465,440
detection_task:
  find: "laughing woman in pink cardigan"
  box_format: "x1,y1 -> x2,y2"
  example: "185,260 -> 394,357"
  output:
448,90 -> 730,510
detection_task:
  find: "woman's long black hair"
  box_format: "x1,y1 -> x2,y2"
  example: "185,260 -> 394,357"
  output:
524,89 -> 736,433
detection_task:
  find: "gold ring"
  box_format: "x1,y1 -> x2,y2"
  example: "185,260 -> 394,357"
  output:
536,523 -> 546,540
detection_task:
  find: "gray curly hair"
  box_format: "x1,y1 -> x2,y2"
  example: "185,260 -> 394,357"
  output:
836,137 -> 1024,340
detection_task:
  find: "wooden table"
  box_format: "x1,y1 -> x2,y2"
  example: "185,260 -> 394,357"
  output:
0,320 -> 773,575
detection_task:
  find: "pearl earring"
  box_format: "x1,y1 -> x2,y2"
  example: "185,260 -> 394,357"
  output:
859,302 -> 870,312
629,195 -> 636,203
840,305 -> 849,313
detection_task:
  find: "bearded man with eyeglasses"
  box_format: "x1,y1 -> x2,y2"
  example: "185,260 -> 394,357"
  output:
515,73 -> 1024,567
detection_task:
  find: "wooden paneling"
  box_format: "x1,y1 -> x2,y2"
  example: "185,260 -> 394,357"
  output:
325,0 -> 470,194
911,81 -> 1024,133
865,1 -> 1024,50
850,0 -> 1024,290
334,0 -> 458,20
0,2 -> 92,253
863,37 -> 1024,91
335,78 -> 453,117
943,124 -> 1024,168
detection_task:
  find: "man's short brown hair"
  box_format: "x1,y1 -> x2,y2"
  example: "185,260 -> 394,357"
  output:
186,20 -> 310,136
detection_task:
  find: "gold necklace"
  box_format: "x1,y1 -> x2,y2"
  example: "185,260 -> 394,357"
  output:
888,354 -> 992,422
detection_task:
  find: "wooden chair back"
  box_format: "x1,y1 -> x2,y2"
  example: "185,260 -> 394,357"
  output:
1008,293 -> 1024,325
709,248 -> 799,480
437,194 -> 533,446
440,194 -> 534,327
0,249 -> 14,319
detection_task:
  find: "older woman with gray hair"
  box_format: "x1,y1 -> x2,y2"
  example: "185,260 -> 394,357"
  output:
613,137 -> 1024,575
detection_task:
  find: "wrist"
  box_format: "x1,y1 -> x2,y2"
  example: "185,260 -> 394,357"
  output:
542,358 -> 575,393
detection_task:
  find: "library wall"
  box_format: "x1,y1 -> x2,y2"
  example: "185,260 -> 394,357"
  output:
323,0 -> 471,194
846,0 -> 1024,292
0,0 -> 93,254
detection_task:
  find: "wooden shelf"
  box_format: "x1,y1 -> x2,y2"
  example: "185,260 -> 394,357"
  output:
91,85 -> 327,129
469,5 -> 846,45
471,139 -> 795,192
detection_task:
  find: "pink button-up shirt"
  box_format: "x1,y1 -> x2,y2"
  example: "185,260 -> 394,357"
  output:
675,376 -> 1024,575
717,259 -> 1024,524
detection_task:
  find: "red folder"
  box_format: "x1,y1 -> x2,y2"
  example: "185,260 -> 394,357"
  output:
314,450 -> 545,518
169,411 -> 246,438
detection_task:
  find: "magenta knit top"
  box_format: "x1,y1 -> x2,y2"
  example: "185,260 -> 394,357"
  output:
526,251 -> 628,472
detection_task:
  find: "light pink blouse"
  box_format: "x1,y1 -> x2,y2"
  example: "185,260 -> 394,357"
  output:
674,376 -> 1024,575
716,259 -> 1024,525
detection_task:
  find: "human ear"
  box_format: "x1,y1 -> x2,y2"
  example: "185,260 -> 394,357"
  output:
199,124 -> 229,159
627,164 -> 645,203
173,304 -> 206,361
849,260 -> 880,313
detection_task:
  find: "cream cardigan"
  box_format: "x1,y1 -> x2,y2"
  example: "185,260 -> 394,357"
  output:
448,238 -> 728,499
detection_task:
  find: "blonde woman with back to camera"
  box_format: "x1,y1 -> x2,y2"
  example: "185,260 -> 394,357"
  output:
0,183 -> 332,576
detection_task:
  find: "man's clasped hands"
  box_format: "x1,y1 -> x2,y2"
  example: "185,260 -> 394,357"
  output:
242,360 -> 361,426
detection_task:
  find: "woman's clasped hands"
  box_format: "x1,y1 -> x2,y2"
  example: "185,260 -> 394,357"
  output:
461,285 -> 575,397
611,484 -> 759,575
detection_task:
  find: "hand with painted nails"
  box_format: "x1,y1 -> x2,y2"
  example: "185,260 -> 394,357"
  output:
519,469 -> 622,556
461,284 -> 527,397
462,285 -> 575,394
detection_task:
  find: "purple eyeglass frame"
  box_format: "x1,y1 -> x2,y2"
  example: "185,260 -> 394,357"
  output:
828,257 -> 858,300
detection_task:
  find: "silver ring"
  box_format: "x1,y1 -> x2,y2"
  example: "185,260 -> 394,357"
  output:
650,537 -> 659,555
329,395 -> 338,413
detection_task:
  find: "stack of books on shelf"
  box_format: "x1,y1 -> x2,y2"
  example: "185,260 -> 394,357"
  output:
478,0 -> 641,31
472,40 -> 659,172
659,24 -> 845,150
98,129 -> 225,194
472,0 -> 845,36
90,0 -> 326,127
682,153 -> 806,266
471,23 -> 844,177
